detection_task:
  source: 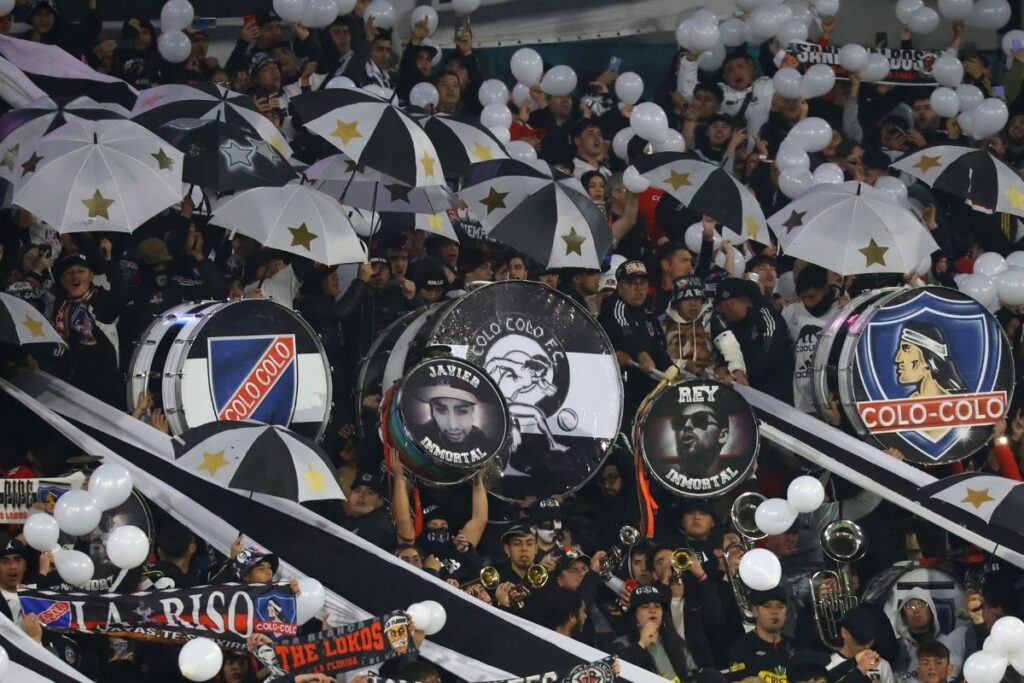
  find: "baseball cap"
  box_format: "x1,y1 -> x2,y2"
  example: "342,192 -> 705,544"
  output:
749,586 -> 787,606
249,52 -> 282,79
234,547 -> 279,577
255,9 -> 280,25
352,471 -> 387,496
367,248 -> 389,267
0,538 -> 26,560
707,112 -> 736,128
500,524 -> 535,544
600,254 -> 626,292
413,257 -> 446,290
615,260 -> 648,281
54,252 -> 91,280
415,376 -> 478,405
528,498 -> 562,524
714,277 -> 758,304
136,238 -> 173,267
629,584 -> 668,612
29,0 -> 57,16
840,604 -> 877,646
672,276 -> 705,305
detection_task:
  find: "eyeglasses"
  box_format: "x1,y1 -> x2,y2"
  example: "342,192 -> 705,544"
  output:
672,412 -> 718,430
903,601 -> 929,612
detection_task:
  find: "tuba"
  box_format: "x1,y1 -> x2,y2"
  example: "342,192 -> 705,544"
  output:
459,566 -> 500,591
724,492 -> 767,623
810,519 -> 868,651
599,526 -> 640,581
507,564 -> 549,609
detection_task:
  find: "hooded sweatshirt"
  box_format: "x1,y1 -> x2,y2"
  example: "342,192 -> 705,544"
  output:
662,301 -> 746,376
893,587 -> 968,682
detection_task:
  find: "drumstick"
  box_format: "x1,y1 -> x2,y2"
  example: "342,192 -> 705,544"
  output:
628,361 -> 672,383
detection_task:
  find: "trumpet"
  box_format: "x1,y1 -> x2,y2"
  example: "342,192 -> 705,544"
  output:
507,564 -> 549,609
459,566 -> 500,591
599,526 -> 640,581
810,519 -> 867,651
670,548 -> 696,583
724,492 -> 767,623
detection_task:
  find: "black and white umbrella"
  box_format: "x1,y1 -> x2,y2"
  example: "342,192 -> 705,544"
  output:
0,292 -> 64,346
291,87 -> 440,187
633,152 -> 771,244
460,158 -> 611,269
0,96 -> 124,182
307,154 -> 456,214
414,113 -> 509,179
172,421 -> 344,503
890,145 -> 1024,217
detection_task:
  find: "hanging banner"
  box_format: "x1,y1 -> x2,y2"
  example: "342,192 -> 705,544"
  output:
260,611 -> 415,680
0,473 -> 85,523
18,582 -> 300,651
366,656 -> 617,683
780,41 -> 944,86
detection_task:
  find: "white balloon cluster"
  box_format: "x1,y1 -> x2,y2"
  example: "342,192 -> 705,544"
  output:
630,102 -> 670,143
157,0 -> 195,63
274,0 -> 352,28
405,600 -> 447,635
773,64 -> 836,101
775,118 -> 836,199
179,637 -> 223,681
963,617 -> 1024,683
677,10 -> 727,73
895,0 -> 940,34
957,252 -> 1024,312
755,475 -> 827,536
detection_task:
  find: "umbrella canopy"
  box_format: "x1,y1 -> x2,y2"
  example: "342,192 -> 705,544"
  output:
210,181 -> 367,266
130,82 -> 294,160
156,117 -> 296,192
769,181 -> 939,275
415,113 -> 509,179
12,118 -> 184,234
0,292 -> 64,346
292,87 -> 440,187
414,210 -> 460,242
308,154 -> 456,214
890,145 -> 1024,217
0,96 -> 124,182
173,421 -> 344,503
633,152 -> 771,244
461,158 -> 611,269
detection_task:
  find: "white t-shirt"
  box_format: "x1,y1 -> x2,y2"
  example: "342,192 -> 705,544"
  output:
2,587 -> 21,622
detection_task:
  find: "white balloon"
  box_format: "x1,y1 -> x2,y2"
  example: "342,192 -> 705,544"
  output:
698,43 -> 727,72
540,65 -> 577,97
788,117 -> 833,152
54,549 -> 95,587
510,82 -> 536,110
507,140 -> 537,161
801,64 -> 836,99
790,2 -> 814,26
365,85 -> 394,100
54,490 -> 101,537
451,0 -> 480,13
773,67 -> 804,99
336,0 -> 356,13
421,37 -> 442,66
326,75 -> 355,89
750,5 -> 783,39
615,72 -> 644,105
613,127 -> 635,162
488,126 -> 511,146
160,0 -> 194,32
689,21 -> 721,52
365,0 -> 395,29
773,4 -> 794,24
755,498 -> 799,535
480,103 -> 512,129
975,251 -> 1008,277
510,48 -> 543,86
875,175 -> 909,203
776,18 -> 809,45
179,637 -> 223,682
814,0 -> 840,17
896,0 -> 925,24
273,0 -> 307,23
780,167 -> 814,199
303,0 -> 339,27
715,246 -> 747,276
478,79 -> 509,107
409,5 -> 439,35
409,82 -> 439,109
787,476 -> 827,513
988,617 -> 1024,656
839,44 -> 870,72
939,0 -> 974,20
958,109 -> 977,138
812,162 -> 845,185
0,0 -> 12,16
623,166 -> 651,193
420,600 -> 447,635
908,6 -> 940,33
932,55 -> 965,88
1007,252 -> 1024,269
739,548 -> 783,590
652,129 -> 686,153
406,602 -> 433,632
961,273 -> 999,310
776,141 -> 811,171
966,0 -> 1010,30
963,652 -> 1008,683
295,578 -> 326,624
675,17 -> 697,49
736,0 -> 764,9
930,87 -> 961,118
972,98 -> 1009,139
630,102 -> 669,143
956,83 -> 984,111
720,18 -> 747,47
106,525 -> 150,570
24,512 -> 60,552
859,53 -> 891,83
157,30 -> 192,64
89,463 -> 134,511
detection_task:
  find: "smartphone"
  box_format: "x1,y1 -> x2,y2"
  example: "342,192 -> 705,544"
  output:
608,56 -> 623,73
192,16 -> 217,31
875,31 -> 888,49
243,13 -> 258,29
994,85 -> 1006,99
454,14 -> 470,40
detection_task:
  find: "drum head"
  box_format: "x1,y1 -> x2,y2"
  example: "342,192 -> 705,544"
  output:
635,379 -> 758,498
425,281 -> 623,501
355,308 -> 423,438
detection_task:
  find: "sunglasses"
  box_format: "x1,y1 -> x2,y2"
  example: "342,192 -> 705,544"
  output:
672,412 -> 718,430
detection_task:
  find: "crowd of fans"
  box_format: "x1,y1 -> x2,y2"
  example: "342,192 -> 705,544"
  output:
2,0 -> 1024,681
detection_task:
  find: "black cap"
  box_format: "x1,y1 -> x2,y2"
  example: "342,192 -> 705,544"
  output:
500,524 -> 535,544
745,254 -> 776,273
714,277 -> 758,304
28,0 -> 57,17
615,259 -> 648,281
54,252 -> 92,280
255,9 -> 280,26
412,256 -> 446,290
249,52 -> 282,78
352,471 -> 387,496
707,112 -> 736,128
629,584 -> 668,612
677,498 -> 717,518
367,248 -> 389,267
840,605 -> 877,646
750,586 -> 787,606
422,504 -> 448,524
0,537 -> 26,560
528,498 -> 562,524
233,547 -> 279,577
672,275 -> 705,305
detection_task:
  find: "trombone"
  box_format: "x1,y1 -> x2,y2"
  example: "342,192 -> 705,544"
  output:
810,519 -> 867,651
459,566 -> 500,591
724,492 -> 767,623
670,548 -> 696,584
599,526 -> 640,581
507,564 -> 548,609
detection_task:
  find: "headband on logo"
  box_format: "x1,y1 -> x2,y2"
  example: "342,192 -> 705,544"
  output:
900,327 -> 948,360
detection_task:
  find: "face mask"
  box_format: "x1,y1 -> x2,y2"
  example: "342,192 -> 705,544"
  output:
806,285 -> 838,318
421,530 -> 450,558
535,529 -> 557,544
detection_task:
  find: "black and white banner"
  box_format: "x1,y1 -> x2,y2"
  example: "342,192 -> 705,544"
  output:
0,613 -> 91,683
367,656 -> 616,683
0,472 -> 84,523
780,41 -> 944,87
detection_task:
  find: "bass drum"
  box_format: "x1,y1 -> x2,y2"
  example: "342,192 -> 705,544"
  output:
354,308 -> 425,438
127,299 -> 331,440
362,281 -> 623,501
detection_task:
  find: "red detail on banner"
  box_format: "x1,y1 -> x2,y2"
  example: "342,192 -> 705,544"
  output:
218,337 -> 296,421
38,601 -> 71,625
857,392 -> 1006,434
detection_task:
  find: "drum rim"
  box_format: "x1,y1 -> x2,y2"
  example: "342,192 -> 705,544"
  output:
354,307 -> 424,437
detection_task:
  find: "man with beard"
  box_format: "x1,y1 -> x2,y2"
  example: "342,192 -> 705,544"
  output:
415,376 -> 491,460
727,587 -> 798,683
782,265 -> 842,413
670,400 -> 736,482
557,267 -> 603,311
541,587 -> 590,640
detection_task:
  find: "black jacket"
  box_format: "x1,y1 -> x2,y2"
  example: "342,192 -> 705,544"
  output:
345,280 -> 421,364
712,304 -> 794,403
611,619 -> 695,680
726,630 -> 798,682
599,292 -> 673,415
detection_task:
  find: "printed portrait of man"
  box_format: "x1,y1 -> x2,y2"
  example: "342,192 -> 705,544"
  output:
670,402 -> 731,478
415,377 -> 490,455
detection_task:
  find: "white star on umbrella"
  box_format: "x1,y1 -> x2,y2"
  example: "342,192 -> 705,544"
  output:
222,139 -> 255,168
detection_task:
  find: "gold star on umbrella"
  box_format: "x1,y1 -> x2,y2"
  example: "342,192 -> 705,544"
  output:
151,148 -> 174,170
562,227 -> 587,256
745,215 -> 760,239
664,170 -> 691,191
288,223 -> 318,251
303,466 -> 327,493
1,143 -> 19,171
420,152 -> 437,177
21,316 -> 45,339
859,238 -> 889,267
961,487 -> 995,509
81,189 -> 115,219
783,210 -> 806,229
479,187 -> 508,214
426,213 -> 444,231
330,119 -> 361,144
1006,186 -> 1024,211
20,152 -> 42,176
913,155 -> 942,172
471,142 -> 494,161
197,450 -> 229,476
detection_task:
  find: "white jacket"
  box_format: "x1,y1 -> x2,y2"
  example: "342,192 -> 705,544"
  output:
677,56 -> 775,150
662,302 -> 746,375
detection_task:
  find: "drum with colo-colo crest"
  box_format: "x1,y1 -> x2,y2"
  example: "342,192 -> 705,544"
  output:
127,299 -> 332,440
360,280 -> 623,501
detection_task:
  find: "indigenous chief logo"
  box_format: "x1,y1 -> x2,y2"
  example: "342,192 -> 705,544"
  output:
848,287 -> 1013,465
635,379 -> 758,498
255,590 -> 298,638
208,335 -> 298,426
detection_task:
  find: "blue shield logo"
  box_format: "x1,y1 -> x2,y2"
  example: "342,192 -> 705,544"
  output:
254,590 -> 297,639
207,335 -> 297,426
